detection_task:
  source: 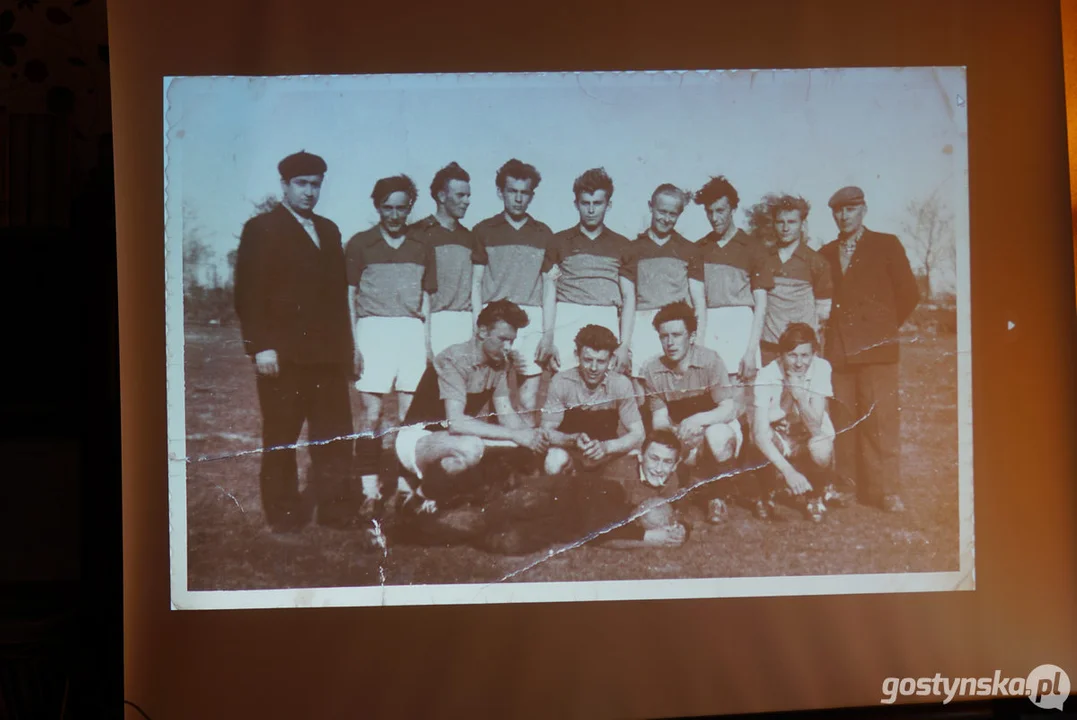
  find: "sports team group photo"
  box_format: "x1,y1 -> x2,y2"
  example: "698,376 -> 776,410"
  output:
165,68 -> 973,607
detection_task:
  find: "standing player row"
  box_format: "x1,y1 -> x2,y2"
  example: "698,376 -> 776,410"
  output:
344,159 -> 832,411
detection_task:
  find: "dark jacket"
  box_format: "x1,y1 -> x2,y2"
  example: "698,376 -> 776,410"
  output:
819,228 -> 920,367
233,203 -> 353,365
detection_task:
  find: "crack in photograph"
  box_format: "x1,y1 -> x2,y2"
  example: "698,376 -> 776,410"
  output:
164,67 -> 973,609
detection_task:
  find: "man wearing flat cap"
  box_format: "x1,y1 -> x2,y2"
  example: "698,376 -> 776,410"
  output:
819,186 -> 919,513
234,151 -> 359,532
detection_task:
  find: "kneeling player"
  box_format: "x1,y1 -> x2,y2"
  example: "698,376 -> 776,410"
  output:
541,324 -> 644,475
747,322 -> 849,521
602,430 -> 690,549
394,300 -> 549,507
639,301 -> 742,523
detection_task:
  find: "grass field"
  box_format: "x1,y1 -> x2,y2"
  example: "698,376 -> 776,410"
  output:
181,325 -> 960,592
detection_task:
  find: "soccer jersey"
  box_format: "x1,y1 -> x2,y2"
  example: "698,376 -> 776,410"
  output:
472,214 -> 552,308
762,241 -> 833,344
698,227 -> 775,308
623,230 -> 703,311
544,368 -> 642,441
404,339 -> 510,428
542,225 -> 631,307
409,215 -> 475,313
639,345 -> 732,423
344,226 -> 435,319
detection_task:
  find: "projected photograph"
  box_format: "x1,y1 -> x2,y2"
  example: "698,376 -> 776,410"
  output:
164,68 -> 973,609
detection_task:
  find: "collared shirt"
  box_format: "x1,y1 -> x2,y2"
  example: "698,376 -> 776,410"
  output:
283,203 -> 321,249
698,227 -> 775,308
432,339 -> 510,420
622,230 -> 703,311
344,225 -> 436,319
838,226 -> 865,274
409,214 -> 475,313
472,213 -> 553,307
543,225 -> 632,306
639,345 -> 731,418
544,367 -> 642,433
754,356 -> 833,427
762,241 -> 833,344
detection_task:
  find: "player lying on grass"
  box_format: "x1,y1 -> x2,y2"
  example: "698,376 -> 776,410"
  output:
393,299 -> 549,510
601,430 -> 690,550
746,322 -> 852,522
541,323 -> 645,476
639,300 -> 742,524
398,435 -> 689,555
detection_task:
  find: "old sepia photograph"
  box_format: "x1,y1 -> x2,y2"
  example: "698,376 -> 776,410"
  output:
164,67 -> 973,609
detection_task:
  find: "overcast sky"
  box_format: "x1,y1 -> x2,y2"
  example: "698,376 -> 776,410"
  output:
165,67 -> 967,291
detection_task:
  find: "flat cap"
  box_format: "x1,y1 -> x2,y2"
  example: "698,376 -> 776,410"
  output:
278,151 -> 327,181
828,185 -> 865,208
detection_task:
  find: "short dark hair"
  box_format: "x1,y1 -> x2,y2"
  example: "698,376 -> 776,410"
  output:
430,162 -> 470,201
694,175 -> 740,210
777,322 -> 819,354
652,301 -> 697,334
496,158 -> 541,191
650,183 -> 689,209
574,324 -> 619,354
371,175 -> 418,208
643,429 -> 683,458
477,299 -> 529,331
572,167 -> 614,201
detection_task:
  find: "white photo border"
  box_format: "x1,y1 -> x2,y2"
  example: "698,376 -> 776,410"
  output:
164,68 -> 974,610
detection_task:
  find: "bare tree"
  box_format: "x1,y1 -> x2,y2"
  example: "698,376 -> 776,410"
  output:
903,194 -> 956,300
182,201 -> 215,294
252,194 -> 280,216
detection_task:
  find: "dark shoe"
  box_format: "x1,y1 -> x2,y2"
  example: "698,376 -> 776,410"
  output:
316,501 -> 362,530
267,510 -> 308,534
266,503 -> 310,533
706,498 -> 730,524
751,499 -> 771,521
822,484 -> 854,508
802,497 -> 827,523
881,494 -> 906,513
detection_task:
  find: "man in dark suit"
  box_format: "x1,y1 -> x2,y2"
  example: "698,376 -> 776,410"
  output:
819,186 -> 920,513
233,151 -> 358,532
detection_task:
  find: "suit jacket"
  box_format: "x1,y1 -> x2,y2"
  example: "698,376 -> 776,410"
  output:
233,203 -> 353,366
819,228 -> 919,367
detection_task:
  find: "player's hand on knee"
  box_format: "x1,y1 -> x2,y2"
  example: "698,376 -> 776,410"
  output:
783,469 -> 812,496
254,349 -> 279,377
582,439 -> 608,463
514,427 -> 548,454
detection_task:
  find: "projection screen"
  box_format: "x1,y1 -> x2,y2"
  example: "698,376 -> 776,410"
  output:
115,0 -> 1077,717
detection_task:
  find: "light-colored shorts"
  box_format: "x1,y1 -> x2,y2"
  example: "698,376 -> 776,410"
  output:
688,418 -> 745,467
354,316 -> 426,394
395,425 -> 433,480
701,306 -> 760,377
511,304 -> 543,377
630,308 -> 662,377
552,302 -> 620,370
429,310 -> 474,358
718,417 -> 745,459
